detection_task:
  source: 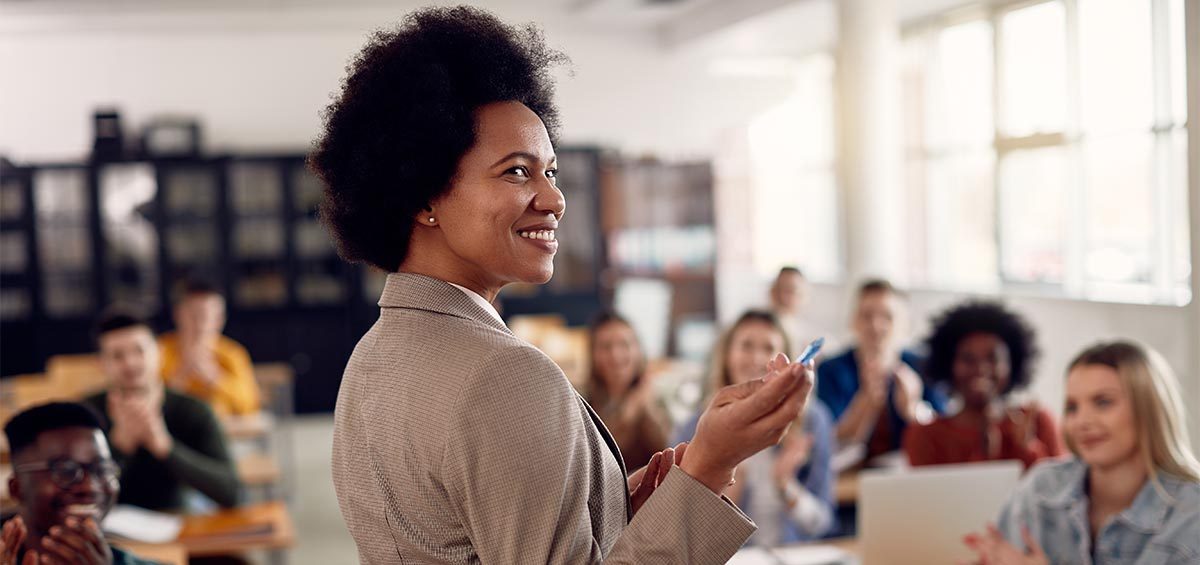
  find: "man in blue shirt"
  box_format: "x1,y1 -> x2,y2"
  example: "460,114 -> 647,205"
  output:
816,280 -> 948,461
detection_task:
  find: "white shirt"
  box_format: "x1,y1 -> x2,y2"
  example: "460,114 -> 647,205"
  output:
448,282 -> 504,325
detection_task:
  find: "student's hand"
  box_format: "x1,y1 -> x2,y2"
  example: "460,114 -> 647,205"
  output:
772,432 -> 815,488
892,363 -> 926,422
962,524 -> 1048,565
858,357 -> 891,408
37,517 -> 112,565
1007,404 -> 1037,445
106,392 -> 146,455
126,399 -> 173,459
628,442 -> 687,515
681,354 -> 813,494
1,515 -> 33,565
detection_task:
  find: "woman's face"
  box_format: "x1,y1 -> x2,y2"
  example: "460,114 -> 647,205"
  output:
592,321 -> 641,396
430,101 -> 564,290
853,290 -> 900,352
952,332 -> 1012,409
1064,364 -> 1139,470
727,321 -> 786,386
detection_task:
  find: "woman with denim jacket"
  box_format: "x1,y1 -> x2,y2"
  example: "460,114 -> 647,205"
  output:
964,341 -> 1200,564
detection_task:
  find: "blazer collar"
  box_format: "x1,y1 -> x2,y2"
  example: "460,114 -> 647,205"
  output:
378,272 -> 511,335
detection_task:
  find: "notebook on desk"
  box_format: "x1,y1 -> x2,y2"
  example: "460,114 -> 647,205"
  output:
858,460 -> 1022,564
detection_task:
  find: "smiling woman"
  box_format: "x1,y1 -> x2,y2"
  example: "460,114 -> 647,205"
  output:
312,6 -> 817,564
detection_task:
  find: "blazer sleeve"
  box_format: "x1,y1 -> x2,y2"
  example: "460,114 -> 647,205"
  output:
441,345 -> 755,565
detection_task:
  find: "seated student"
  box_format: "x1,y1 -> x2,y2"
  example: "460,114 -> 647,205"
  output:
583,311 -> 670,471
159,279 -> 261,416
2,402 -> 160,564
83,311 -> 240,511
769,266 -> 824,351
817,280 -> 947,462
675,310 -> 837,544
904,301 -> 1064,469
964,341 -> 1200,564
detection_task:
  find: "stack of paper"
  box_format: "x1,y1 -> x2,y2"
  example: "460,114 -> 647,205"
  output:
101,505 -> 183,543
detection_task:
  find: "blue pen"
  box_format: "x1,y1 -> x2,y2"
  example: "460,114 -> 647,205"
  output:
798,337 -> 825,365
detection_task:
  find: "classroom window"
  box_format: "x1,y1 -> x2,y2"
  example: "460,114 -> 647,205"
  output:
904,0 -> 1190,304
748,53 -> 841,283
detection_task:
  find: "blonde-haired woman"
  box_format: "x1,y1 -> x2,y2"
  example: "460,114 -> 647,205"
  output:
964,341 -> 1200,564
674,310 -> 837,545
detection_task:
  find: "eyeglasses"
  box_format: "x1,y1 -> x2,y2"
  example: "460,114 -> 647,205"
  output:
13,458 -> 121,489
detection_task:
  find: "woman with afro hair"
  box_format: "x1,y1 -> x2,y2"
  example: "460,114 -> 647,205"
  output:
313,6 -> 813,564
903,301 -> 1065,470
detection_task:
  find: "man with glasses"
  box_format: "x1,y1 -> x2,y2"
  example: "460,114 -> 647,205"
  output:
81,311 -> 239,511
2,402 -> 158,564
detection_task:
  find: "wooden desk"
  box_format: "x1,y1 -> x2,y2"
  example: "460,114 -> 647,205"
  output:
175,501 -> 295,557
115,542 -> 188,565
835,473 -> 860,505
237,453 -> 281,487
219,412 -> 274,442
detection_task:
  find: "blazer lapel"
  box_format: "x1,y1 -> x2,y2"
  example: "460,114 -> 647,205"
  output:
577,393 -> 632,522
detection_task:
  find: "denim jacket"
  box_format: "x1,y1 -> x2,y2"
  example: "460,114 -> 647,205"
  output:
996,458 -> 1200,564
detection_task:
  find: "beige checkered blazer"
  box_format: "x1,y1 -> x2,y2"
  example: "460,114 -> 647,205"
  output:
332,273 -> 755,564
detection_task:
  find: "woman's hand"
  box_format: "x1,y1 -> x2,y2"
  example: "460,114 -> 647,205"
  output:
628,442 -> 687,516
961,524 -> 1047,565
681,353 -> 813,494
1007,404 -> 1037,445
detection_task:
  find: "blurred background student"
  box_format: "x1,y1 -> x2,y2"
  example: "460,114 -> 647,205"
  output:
769,267 -> 826,353
84,311 -> 240,512
583,311 -> 670,471
817,280 -> 946,464
159,278 -> 261,417
905,301 -> 1064,469
675,310 -> 837,545
965,341 -> 1200,564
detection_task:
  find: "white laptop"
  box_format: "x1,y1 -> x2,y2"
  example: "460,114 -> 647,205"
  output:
859,460 -> 1022,564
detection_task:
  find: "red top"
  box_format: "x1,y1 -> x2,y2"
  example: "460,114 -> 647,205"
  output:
903,405 -> 1065,470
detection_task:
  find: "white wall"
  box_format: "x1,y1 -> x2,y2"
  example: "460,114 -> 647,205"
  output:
0,1 -> 797,162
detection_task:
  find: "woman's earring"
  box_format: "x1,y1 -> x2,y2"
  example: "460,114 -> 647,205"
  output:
428,217 -> 435,223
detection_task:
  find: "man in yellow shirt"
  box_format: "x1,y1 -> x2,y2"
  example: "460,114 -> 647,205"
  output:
159,279 -> 261,416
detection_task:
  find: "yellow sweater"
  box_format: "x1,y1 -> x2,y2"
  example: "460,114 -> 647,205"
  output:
159,332 -> 262,416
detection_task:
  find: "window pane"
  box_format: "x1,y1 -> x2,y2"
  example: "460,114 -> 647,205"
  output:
999,146 -> 1071,283
927,20 -> 993,149
926,151 -> 998,287
229,162 -> 281,215
35,168 -> 93,316
1168,0 -> 1187,124
747,54 -> 840,282
100,163 -> 160,311
751,171 -> 840,282
1168,130 -> 1190,296
1082,135 -> 1152,283
164,167 -> 217,217
1078,0 -> 1153,134
1,177 -> 24,221
999,1 -> 1067,136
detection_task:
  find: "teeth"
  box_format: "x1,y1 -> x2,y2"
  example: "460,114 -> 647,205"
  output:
519,230 -> 556,241
66,504 -> 100,517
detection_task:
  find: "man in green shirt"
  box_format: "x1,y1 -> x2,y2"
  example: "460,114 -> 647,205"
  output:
2,402 -> 163,564
82,311 -> 240,511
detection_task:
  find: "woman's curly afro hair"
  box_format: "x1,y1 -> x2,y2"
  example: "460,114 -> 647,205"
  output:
924,301 -> 1040,394
308,6 -> 568,272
